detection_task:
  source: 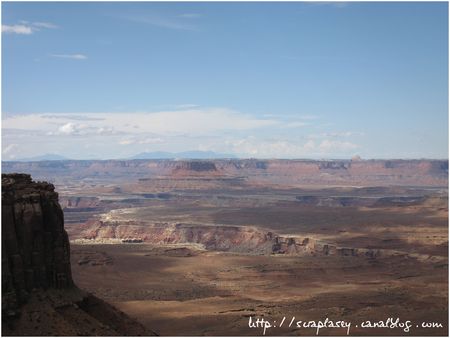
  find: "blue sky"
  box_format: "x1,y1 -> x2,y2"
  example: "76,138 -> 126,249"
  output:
2,1 -> 448,159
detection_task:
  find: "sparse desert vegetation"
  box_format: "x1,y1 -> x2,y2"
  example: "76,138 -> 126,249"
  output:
3,159 -> 447,335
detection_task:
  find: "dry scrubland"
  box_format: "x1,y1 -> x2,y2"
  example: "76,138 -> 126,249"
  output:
3,159 -> 448,335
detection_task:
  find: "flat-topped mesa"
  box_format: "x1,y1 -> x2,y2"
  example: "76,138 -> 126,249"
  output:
2,159 -> 448,186
2,173 -> 73,313
174,160 -> 218,172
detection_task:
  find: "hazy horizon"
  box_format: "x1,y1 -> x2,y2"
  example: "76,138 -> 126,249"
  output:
2,2 -> 448,160
2,151 -> 448,162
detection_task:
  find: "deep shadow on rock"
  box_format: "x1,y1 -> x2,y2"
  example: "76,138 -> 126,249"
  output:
2,173 -> 157,336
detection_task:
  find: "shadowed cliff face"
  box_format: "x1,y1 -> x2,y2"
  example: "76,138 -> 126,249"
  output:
2,173 -> 73,314
2,174 -> 156,336
174,161 -> 217,172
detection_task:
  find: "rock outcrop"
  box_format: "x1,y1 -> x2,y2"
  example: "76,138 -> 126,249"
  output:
2,173 -> 73,315
174,161 -> 217,172
2,174 -> 156,336
76,217 -> 384,259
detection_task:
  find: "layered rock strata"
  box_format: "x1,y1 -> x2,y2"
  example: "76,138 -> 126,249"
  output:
2,174 -> 73,315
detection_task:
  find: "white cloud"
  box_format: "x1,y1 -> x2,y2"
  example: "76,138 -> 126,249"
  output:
2,25 -> 33,35
317,139 -> 359,152
59,122 -> 77,135
2,21 -> 58,35
140,137 -> 164,144
32,22 -> 58,29
225,136 -> 359,158
3,109 -> 277,135
118,136 -> 163,146
299,115 -> 319,120
174,104 -> 200,109
44,114 -> 104,121
1,108 -> 363,159
285,121 -> 308,128
3,143 -> 18,155
50,54 -> 87,60
119,139 -> 135,145
326,131 -> 364,137
46,122 -> 92,136
120,14 -> 198,31
96,127 -> 116,135
308,131 -> 364,139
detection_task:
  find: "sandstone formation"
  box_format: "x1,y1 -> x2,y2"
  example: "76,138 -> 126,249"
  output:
77,217 -> 384,259
1,174 -> 155,336
2,173 -> 73,314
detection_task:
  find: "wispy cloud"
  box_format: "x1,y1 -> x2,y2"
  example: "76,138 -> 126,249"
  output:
2,109 -> 278,136
118,13 -> 201,31
308,131 -> 364,139
2,108 -> 363,159
317,139 -> 359,152
45,122 -> 118,136
263,113 -> 319,120
174,104 -> 200,109
2,21 -> 58,35
306,2 -> 349,9
2,143 -> 18,155
43,114 -> 104,121
119,137 -> 164,146
31,22 -> 58,29
224,137 -> 359,158
285,121 -> 308,128
2,25 -> 33,35
50,54 -> 88,60
178,13 -> 202,19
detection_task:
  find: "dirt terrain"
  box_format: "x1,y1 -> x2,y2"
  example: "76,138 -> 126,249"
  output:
3,159 -> 448,335
71,243 -> 447,336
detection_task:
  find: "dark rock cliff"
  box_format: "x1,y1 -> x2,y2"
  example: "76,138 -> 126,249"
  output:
174,161 -> 217,172
2,173 -> 73,315
2,173 -> 156,336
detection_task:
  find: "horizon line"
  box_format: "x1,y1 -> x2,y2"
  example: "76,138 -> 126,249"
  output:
2,157 -> 449,162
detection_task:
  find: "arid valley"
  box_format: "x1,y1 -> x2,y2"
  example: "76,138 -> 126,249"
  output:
2,1 -> 448,336
2,158 -> 448,336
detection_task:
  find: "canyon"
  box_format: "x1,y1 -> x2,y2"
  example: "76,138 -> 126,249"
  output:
1,159 -> 448,335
